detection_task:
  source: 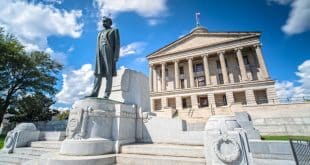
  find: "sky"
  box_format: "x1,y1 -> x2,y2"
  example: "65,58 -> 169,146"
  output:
0,0 -> 309,109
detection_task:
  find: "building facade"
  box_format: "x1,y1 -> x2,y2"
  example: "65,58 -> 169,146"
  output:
147,27 -> 278,116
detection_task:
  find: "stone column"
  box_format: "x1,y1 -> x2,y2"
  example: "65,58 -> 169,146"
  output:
149,64 -> 153,92
254,44 -> 269,79
235,47 -> 248,81
150,98 -> 154,112
191,94 -> 199,109
188,57 -> 195,88
153,67 -> 158,92
161,63 -> 166,91
176,96 -> 183,110
174,60 -> 180,89
226,91 -> 234,105
161,97 -> 167,109
207,93 -> 216,108
267,87 -> 279,104
218,51 -> 229,84
202,54 -> 211,85
245,89 -> 257,105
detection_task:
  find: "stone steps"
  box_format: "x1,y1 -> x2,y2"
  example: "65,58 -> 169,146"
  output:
0,152 -> 39,164
120,143 -> 204,158
116,153 -> 205,165
30,140 -> 62,149
14,147 -> 58,156
0,141 -> 62,165
117,143 -> 205,165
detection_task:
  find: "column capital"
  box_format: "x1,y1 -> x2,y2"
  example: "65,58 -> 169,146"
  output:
160,62 -> 166,65
186,57 -> 193,60
149,63 -> 154,67
253,44 -> 262,49
173,59 -> 180,63
217,50 -> 225,55
234,47 -> 243,52
201,53 -> 209,58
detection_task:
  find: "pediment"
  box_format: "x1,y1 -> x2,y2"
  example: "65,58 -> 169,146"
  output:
149,30 -> 260,58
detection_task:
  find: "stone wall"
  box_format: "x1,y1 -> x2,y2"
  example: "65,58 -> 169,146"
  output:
231,103 -> 310,136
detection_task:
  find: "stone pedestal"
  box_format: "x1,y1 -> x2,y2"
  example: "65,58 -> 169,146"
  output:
98,68 -> 150,112
63,98 -> 136,154
1,123 -> 40,153
204,116 -> 253,165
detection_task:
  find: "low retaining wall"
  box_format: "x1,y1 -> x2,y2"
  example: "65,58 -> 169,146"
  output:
231,103 -> 310,136
249,140 -> 295,165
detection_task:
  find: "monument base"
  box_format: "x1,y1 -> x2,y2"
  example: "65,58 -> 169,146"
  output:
60,138 -> 114,156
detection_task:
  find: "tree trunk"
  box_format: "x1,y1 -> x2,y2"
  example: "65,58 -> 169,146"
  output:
0,108 -> 5,127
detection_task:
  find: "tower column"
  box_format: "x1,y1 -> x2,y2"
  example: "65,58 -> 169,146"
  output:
149,64 -> 153,92
188,57 -> 195,88
218,51 -> 229,84
161,63 -> 166,91
202,54 -> 211,85
174,60 -> 180,89
254,44 -> 269,79
235,47 -> 248,81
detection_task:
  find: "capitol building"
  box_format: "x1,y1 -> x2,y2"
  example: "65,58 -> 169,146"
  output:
147,26 -> 278,118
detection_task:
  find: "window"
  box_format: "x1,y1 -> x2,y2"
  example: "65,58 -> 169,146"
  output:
216,60 -> 221,69
195,63 -> 204,72
225,58 -> 228,67
179,66 -> 184,74
197,76 -> 205,87
218,73 -> 224,84
223,95 -> 227,106
243,55 -> 249,65
165,68 -> 168,77
199,97 -> 209,107
182,98 -> 187,108
180,79 -> 185,89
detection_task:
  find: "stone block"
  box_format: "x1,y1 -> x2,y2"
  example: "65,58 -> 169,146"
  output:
2,123 -> 40,153
39,131 -> 66,141
98,68 -> 150,112
60,139 -> 114,156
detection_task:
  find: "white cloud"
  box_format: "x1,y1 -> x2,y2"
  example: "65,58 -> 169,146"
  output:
120,42 -> 145,57
296,59 -> 310,94
275,60 -> 310,101
268,0 -> 293,5
56,64 -> 94,104
94,0 -> 167,26
270,0 -> 310,35
0,0 -> 83,51
67,46 -> 75,53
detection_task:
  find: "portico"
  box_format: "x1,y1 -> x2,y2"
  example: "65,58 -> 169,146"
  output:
147,26 -> 278,115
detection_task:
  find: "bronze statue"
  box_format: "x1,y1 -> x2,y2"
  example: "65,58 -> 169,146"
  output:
90,16 -> 120,98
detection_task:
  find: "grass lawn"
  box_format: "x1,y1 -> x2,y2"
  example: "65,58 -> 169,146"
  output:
261,135 -> 310,141
0,135 -> 5,149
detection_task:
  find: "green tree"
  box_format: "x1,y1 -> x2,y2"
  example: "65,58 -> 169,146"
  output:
0,28 -> 62,124
55,110 -> 70,120
7,93 -> 59,122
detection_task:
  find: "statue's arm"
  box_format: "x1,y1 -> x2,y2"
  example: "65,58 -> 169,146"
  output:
114,29 -> 120,61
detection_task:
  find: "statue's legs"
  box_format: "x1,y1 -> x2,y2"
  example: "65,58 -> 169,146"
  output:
103,52 -> 113,99
89,75 -> 102,97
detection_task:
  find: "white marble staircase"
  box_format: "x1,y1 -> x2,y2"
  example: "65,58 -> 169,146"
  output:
116,143 -> 206,165
0,141 -> 61,165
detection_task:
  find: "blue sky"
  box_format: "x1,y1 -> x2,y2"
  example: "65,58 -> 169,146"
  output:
0,0 -> 309,109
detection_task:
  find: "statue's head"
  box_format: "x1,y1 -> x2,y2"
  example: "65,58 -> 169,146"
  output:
102,16 -> 112,29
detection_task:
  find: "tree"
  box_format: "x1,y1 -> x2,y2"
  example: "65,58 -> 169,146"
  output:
0,28 -> 62,124
6,93 -> 59,122
55,110 -> 70,121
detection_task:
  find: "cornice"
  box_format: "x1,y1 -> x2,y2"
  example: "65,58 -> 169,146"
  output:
149,37 -> 260,64
148,33 -> 260,60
